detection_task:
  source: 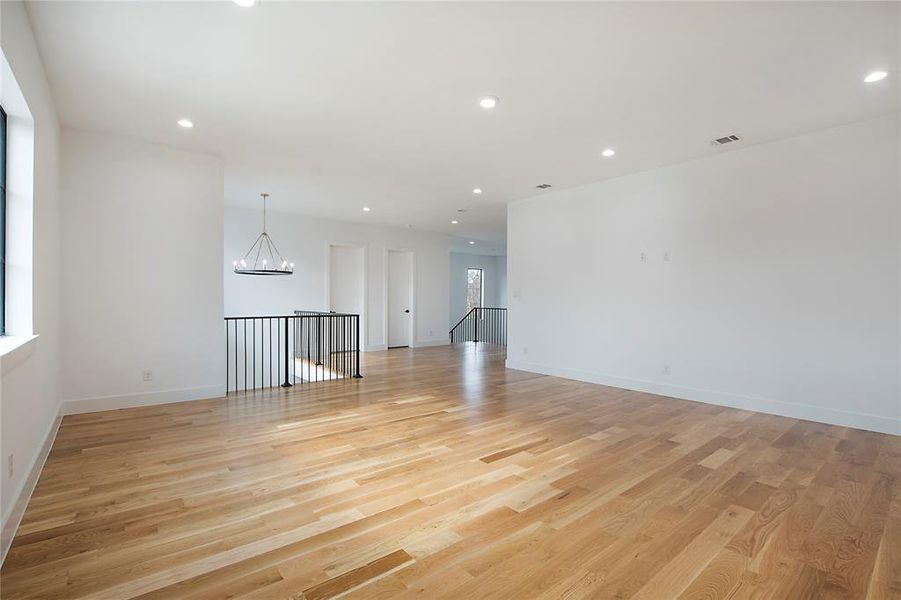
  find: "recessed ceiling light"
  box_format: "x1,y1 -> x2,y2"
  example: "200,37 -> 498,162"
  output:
362,206 -> 371,212
233,0 -> 257,6
478,96 -> 499,109
469,241 -> 476,245
864,70 -> 888,83
451,220 -> 459,224
177,119 -> 194,128
601,148 -> 616,158
472,188 -> 482,194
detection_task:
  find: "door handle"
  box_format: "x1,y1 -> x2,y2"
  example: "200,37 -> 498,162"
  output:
404,309 -> 410,313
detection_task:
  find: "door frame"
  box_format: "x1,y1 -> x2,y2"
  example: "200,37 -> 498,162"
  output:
383,248 -> 416,349
324,242 -> 368,349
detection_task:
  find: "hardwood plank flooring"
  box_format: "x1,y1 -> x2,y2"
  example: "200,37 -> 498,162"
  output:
2,343 -> 899,599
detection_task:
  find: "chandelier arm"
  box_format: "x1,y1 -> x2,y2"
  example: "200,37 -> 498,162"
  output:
266,234 -> 288,264
264,234 -> 277,265
260,234 -> 272,266
265,234 -> 288,269
241,232 -> 264,260
252,234 -> 265,269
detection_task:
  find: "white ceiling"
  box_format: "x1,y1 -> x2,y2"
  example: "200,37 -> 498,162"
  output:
26,1 -> 899,247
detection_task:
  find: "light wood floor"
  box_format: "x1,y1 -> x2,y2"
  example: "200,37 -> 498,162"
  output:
2,344 -> 899,599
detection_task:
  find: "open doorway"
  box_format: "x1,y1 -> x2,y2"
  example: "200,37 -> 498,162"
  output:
387,249 -> 413,348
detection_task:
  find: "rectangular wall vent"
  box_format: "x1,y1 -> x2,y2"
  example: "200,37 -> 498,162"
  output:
535,183 -> 553,189
711,134 -> 741,146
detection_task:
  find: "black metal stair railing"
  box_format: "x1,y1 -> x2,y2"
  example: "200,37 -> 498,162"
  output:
224,311 -> 361,394
449,307 -> 507,345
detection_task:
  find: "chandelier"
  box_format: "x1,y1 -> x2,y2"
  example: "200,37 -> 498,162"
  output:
233,193 -> 294,276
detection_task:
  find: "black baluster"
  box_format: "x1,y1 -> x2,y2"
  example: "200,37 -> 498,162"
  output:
269,318 -> 273,388
314,316 -> 319,382
225,321 -> 229,395
301,316 -> 305,385
292,316 -> 296,386
252,318 -> 256,390
243,319 -> 247,392
281,316 -> 292,387
355,314 -> 361,378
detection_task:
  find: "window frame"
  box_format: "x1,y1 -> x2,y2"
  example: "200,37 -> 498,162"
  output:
465,267 -> 484,313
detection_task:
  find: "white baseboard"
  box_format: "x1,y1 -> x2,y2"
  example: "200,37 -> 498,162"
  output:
505,359 -> 900,437
365,344 -> 388,352
413,339 -> 449,348
1,408 -> 62,566
60,384 -> 225,416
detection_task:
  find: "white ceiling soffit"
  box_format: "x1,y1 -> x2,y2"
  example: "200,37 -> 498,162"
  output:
26,1 -> 899,245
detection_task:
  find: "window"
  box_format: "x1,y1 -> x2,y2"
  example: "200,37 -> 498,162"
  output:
0,106 -> 6,336
466,268 -> 483,312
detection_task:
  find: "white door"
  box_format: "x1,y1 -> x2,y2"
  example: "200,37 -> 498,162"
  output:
387,250 -> 413,348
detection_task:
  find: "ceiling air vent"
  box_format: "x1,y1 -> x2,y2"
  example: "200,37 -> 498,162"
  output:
711,134 -> 741,146
535,183 -> 553,189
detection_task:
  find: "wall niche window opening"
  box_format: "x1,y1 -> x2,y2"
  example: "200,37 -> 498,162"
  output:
466,268 -> 483,314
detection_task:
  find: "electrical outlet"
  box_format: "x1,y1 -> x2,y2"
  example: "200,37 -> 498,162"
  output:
522,347 -> 529,355
663,365 -> 671,375
142,370 -> 153,382
429,329 -> 433,337
7,454 -> 13,479
663,251 -> 671,262
640,252 -> 647,262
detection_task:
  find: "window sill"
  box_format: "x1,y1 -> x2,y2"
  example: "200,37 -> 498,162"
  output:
0,334 -> 38,360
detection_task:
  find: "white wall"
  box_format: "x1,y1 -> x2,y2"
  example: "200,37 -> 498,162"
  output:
449,252 -> 507,328
0,0 -> 62,560
329,244 -> 367,344
329,245 -> 366,315
507,115 -> 900,435
497,255 -> 507,311
225,207 -> 450,349
60,129 -> 225,412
